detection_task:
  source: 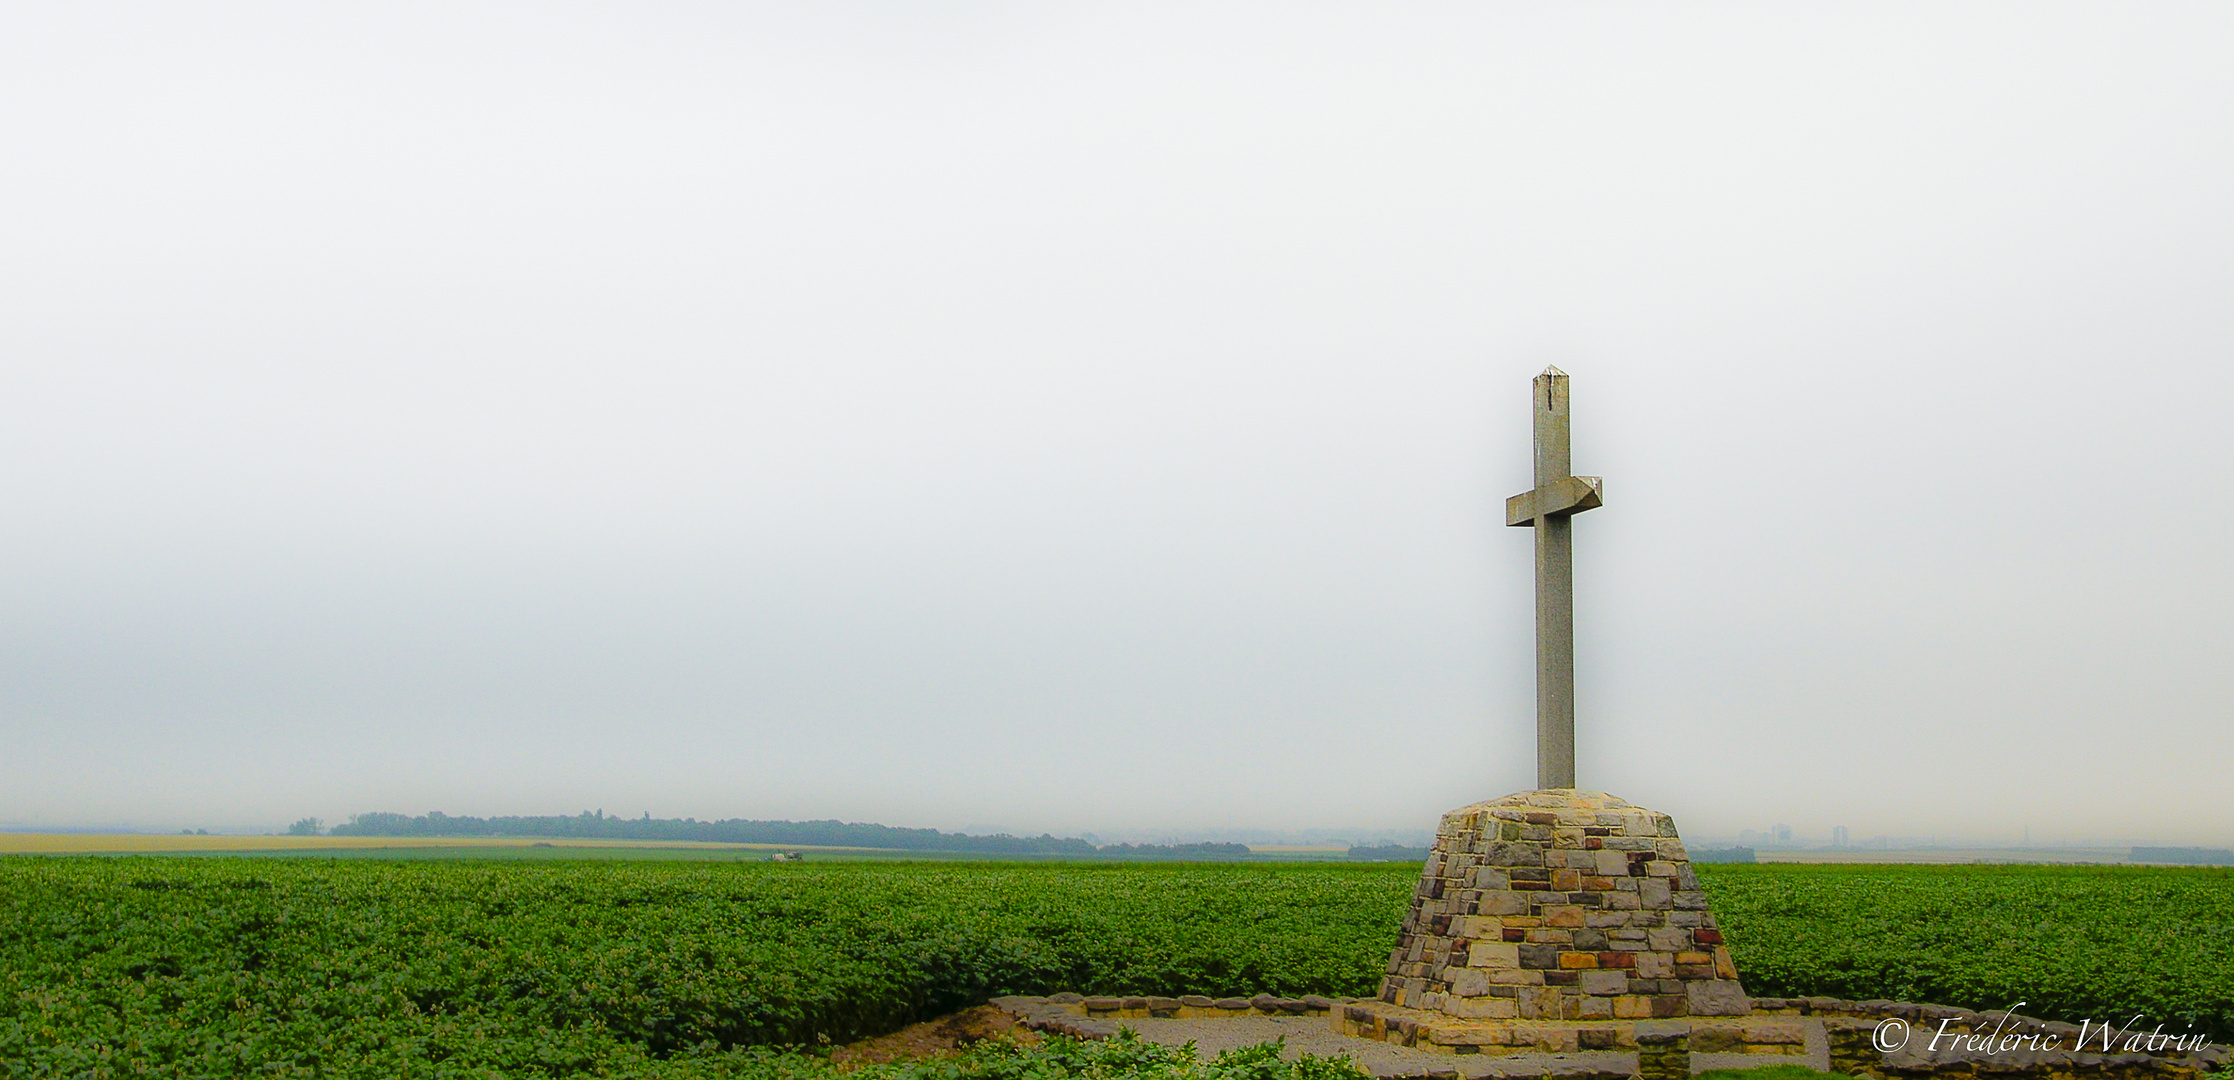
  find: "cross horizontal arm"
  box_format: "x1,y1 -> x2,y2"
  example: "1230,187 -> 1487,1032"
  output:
1506,475 -> 1603,527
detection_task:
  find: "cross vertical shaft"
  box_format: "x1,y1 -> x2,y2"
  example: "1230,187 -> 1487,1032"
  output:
1533,372 -> 1575,790
1505,367 -> 1600,791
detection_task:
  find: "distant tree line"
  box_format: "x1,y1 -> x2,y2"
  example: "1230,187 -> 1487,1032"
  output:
1690,847 -> 1756,863
2132,846 -> 2234,865
327,810 -> 1254,859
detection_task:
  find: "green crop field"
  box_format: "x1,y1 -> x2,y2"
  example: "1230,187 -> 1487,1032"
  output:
1,857 -> 2226,1078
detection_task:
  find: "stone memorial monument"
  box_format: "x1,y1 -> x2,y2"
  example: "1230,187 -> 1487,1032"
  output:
1340,368 -> 1749,1051
999,369 -> 2224,1078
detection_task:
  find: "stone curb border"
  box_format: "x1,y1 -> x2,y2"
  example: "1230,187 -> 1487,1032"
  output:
989,994 -> 2229,1080
993,992 -> 1346,1040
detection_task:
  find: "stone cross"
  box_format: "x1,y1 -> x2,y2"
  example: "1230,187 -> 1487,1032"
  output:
1505,367 -> 1601,790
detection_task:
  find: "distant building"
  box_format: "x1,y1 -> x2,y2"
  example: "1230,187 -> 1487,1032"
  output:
1832,825 -> 1849,847
1773,823 -> 1793,843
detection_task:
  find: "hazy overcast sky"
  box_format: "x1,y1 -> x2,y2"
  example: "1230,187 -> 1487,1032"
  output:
4,3 -> 2230,845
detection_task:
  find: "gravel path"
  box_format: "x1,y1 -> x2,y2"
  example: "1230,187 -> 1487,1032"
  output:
1114,1014 -> 1640,1077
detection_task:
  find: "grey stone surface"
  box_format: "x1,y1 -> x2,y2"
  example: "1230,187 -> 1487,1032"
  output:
1503,367 -> 1601,790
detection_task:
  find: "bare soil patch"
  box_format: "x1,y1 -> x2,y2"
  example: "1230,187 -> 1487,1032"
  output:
831,1006 -> 1041,1066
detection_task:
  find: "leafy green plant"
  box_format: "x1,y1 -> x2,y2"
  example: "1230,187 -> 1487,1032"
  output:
1,857 -> 2227,1078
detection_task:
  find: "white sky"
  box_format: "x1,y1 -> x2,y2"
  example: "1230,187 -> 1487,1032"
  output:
3,3 -> 2230,845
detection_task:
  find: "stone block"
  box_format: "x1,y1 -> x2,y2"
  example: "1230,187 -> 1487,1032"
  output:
1479,890 -> 1529,915
1594,849 -> 1629,876
1446,995 -> 1518,1020
1739,1020 -> 1805,1044
1633,952 -> 1673,978
1638,878 -> 1672,908
1558,951 -> 1598,969
1449,968 -> 1489,997
1486,842 -> 1544,867
1687,979 -> 1751,1016
1579,970 -> 1628,995
1544,905 -> 1586,927
1468,941 -> 1519,968
1516,986 -> 1563,1020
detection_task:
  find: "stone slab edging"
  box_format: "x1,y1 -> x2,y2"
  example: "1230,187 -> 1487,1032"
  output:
989,994 -> 2228,1080
993,992 -> 1346,1038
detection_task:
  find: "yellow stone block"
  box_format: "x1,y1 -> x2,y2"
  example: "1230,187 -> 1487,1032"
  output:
1558,951 -> 1599,968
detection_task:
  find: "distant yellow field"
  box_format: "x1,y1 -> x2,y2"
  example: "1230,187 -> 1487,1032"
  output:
1756,847 -> 2132,864
0,834 -> 850,855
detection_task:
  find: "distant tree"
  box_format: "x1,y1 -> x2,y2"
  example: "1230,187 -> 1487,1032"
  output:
286,817 -> 323,836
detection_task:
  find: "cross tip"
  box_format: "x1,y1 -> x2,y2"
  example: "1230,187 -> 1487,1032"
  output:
1538,365 -> 1567,379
